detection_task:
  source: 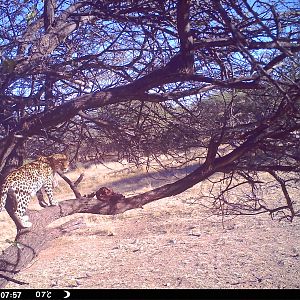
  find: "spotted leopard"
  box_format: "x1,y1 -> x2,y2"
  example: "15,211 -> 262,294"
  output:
0,154 -> 69,228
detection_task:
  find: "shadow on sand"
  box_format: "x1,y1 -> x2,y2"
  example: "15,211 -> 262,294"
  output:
103,163 -> 200,194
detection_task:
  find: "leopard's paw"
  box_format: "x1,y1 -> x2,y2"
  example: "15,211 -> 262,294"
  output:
22,215 -> 29,222
20,220 -> 32,228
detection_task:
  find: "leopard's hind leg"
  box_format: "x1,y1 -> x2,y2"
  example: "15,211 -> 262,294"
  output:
14,192 -> 33,228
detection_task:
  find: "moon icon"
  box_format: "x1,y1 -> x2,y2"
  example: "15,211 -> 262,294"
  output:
63,290 -> 71,298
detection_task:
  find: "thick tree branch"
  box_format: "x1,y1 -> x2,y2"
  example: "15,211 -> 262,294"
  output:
177,0 -> 193,53
44,0 -> 56,31
57,171 -> 83,199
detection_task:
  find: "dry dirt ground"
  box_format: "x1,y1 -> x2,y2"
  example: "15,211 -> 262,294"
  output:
1,161 -> 300,289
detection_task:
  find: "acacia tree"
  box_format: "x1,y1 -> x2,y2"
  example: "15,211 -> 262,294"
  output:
0,0 -> 300,286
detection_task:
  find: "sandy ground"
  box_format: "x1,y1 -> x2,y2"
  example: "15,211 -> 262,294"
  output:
1,162 -> 300,289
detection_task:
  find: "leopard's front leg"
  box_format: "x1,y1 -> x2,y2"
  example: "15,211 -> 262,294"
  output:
44,180 -> 58,206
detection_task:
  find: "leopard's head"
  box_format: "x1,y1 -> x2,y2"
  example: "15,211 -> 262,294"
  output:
46,154 -> 69,172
